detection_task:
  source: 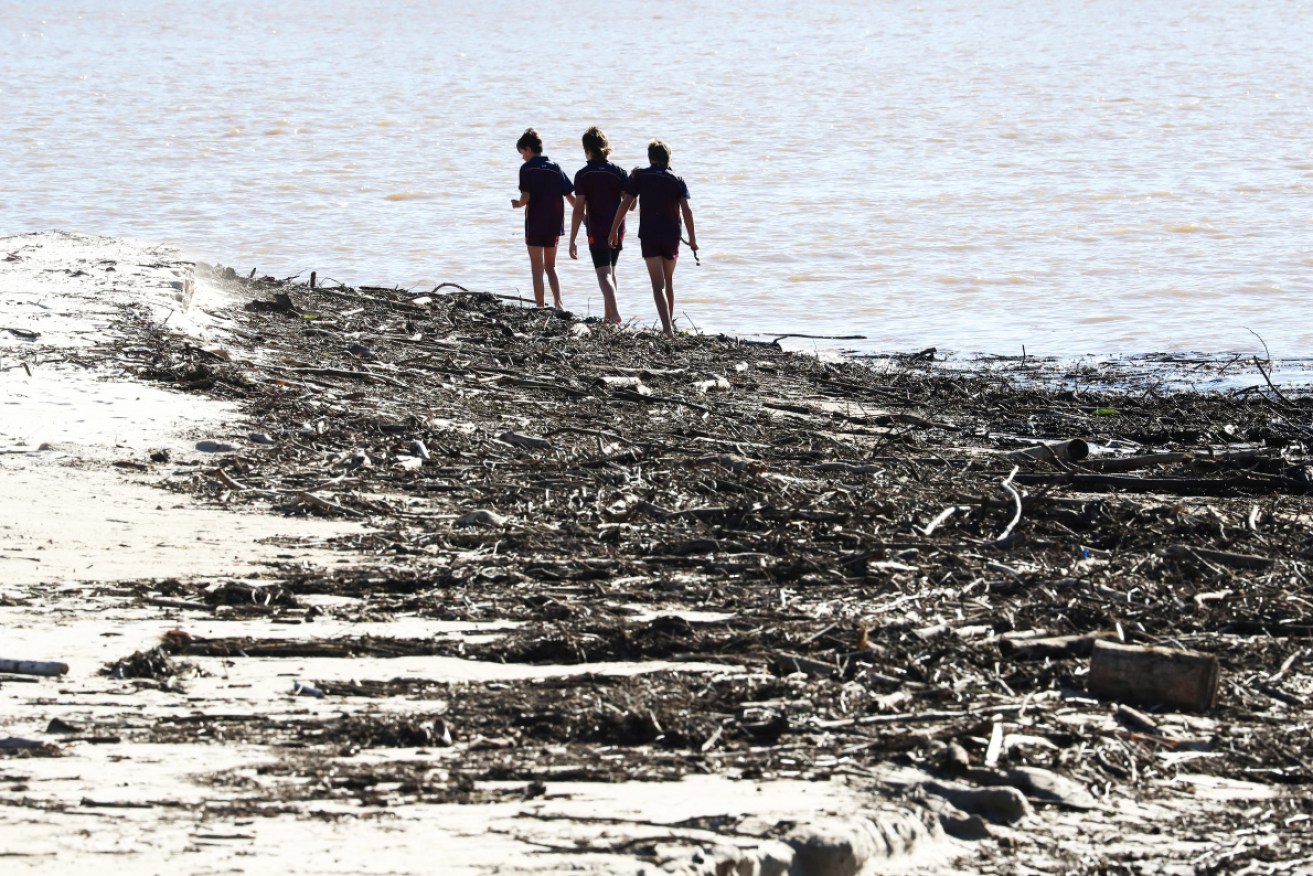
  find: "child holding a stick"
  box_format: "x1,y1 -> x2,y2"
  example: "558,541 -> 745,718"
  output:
608,139 -> 697,336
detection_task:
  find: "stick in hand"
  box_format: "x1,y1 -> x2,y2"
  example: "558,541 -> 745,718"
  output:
682,237 -> 700,266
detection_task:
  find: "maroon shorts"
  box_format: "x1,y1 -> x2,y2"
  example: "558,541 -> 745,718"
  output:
525,234 -> 560,249
640,237 -> 679,261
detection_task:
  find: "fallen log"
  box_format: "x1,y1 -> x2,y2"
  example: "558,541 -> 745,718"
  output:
500,376 -> 589,397
279,365 -> 407,387
811,462 -> 885,475
1084,451 -> 1191,473
0,737 -> 55,750
999,631 -> 1117,660
1159,544 -> 1275,571
294,491 -> 364,517
1012,471 -> 1308,497
1004,438 -> 1089,465
771,652 -> 838,678
146,597 -> 213,612
214,468 -> 247,492
612,387 -> 713,413
1088,640 -> 1219,711
594,375 -> 644,389
0,658 -> 69,677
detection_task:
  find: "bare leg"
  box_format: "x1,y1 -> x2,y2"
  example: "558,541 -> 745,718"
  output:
611,262 -> 621,321
526,245 -> 546,308
644,256 -> 674,336
543,246 -> 562,309
595,266 -> 620,323
662,258 -> 677,329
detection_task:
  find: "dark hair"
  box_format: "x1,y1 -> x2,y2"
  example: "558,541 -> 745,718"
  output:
516,128 -> 543,154
582,126 -> 611,159
647,139 -> 671,167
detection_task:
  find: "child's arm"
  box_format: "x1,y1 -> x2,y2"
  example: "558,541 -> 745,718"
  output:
608,193 -> 636,248
566,193 -> 577,209
568,197 -> 587,261
511,191 -> 529,209
680,198 -> 697,250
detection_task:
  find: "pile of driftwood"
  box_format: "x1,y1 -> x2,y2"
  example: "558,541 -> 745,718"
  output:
91,268 -> 1313,869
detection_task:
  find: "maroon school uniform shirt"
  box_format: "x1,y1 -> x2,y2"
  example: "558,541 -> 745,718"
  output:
625,166 -> 690,246
519,154 -> 574,241
573,159 -> 629,243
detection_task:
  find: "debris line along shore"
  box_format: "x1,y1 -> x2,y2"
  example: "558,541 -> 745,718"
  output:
5,251 -> 1312,875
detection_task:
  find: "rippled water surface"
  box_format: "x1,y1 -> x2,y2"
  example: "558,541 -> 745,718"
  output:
2,0 -> 1310,355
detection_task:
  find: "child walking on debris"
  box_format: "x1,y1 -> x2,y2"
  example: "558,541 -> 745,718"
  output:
511,128 -> 575,309
608,138 -> 698,337
568,126 -> 632,324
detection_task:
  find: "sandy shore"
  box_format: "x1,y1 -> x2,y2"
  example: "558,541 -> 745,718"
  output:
1,233 -> 366,584
0,233 -> 891,874
2,231 -> 1309,875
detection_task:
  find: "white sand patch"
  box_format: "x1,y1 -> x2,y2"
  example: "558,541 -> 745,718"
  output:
0,366 -> 238,457
0,230 -> 232,350
0,459 -> 358,585
1,233 -> 365,595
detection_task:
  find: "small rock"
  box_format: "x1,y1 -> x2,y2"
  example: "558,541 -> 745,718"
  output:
784,817 -> 890,876
755,841 -> 794,876
247,432 -> 276,445
692,376 -> 732,393
149,449 -> 171,463
937,741 -> 971,777
1005,766 -> 1101,811
497,431 -> 551,450
195,440 -> 237,453
923,780 -> 1031,824
939,810 -> 991,840
456,509 -> 506,527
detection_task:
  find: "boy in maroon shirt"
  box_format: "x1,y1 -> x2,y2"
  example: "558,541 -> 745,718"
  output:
568,127 -> 631,324
511,128 -> 575,309
608,139 -> 697,337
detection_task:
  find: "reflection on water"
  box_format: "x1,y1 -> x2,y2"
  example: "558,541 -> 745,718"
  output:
1,0 -> 1309,356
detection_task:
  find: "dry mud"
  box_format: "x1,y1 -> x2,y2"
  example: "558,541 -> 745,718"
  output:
2,232 -> 1312,875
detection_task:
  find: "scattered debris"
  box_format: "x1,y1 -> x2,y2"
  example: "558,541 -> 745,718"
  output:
60,268 -> 1313,872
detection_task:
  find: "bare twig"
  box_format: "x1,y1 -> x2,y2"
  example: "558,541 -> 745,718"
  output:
995,466 -> 1023,543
